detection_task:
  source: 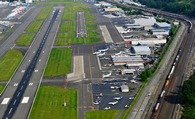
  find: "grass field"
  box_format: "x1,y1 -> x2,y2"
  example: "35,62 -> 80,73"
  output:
45,4 -> 54,7
29,86 -> 77,119
0,85 -> 6,94
26,21 -> 43,32
0,50 -> 23,81
85,22 -> 96,25
56,37 -> 101,45
87,32 -> 99,37
58,32 -> 76,37
44,48 -> 72,77
36,8 -> 52,20
0,26 -> 15,41
61,12 -> 76,20
16,33 -> 36,46
86,25 -> 98,31
86,110 -> 120,119
60,21 -> 76,31
85,12 -> 96,21
35,1 -> 88,7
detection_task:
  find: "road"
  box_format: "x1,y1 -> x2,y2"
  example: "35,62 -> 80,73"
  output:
77,12 -> 87,37
0,6 -> 63,119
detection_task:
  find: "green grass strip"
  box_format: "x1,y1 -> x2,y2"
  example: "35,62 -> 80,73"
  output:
34,1 -> 88,7
86,110 -> 120,119
0,50 -> 23,81
0,26 -> 15,41
61,12 -> 76,20
85,22 -> 97,25
0,85 -> 6,94
16,33 -> 36,46
44,48 -> 72,77
87,32 -> 99,37
36,8 -> 52,20
60,21 -> 76,31
29,86 -> 77,119
45,4 -> 54,7
86,25 -> 97,31
85,12 -> 96,21
56,37 -> 101,45
26,21 -> 43,32
58,32 -> 76,37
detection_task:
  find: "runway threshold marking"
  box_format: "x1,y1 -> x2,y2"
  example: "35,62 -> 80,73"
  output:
1,98 -> 10,105
21,97 -> 30,104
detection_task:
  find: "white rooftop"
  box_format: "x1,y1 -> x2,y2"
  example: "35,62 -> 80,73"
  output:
155,22 -> 171,27
131,46 -> 151,52
133,18 -> 156,26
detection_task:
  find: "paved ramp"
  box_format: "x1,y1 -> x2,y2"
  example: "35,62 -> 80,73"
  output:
67,56 -> 85,81
99,25 -> 113,43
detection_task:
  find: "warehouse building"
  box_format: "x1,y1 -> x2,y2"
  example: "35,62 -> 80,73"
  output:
150,29 -> 169,35
132,18 -> 156,27
104,8 -> 122,12
130,38 -> 167,45
113,56 -> 149,65
121,85 -> 129,92
126,62 -> 144,69
99,1 -> 111,6
154,22 -> 171,28
131,46 -> 151,55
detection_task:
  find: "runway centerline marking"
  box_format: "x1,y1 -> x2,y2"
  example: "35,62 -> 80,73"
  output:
9,108 -> 12,114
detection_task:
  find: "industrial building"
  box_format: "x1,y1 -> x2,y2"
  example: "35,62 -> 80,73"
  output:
99,2 -> 111,7
120,85 -> 129,92
125,23 -> 144,30
130,38 -> 167,45
104,8 -> 122,12
132,18 -> 156,27
131,46 -> 151,55
154,22 -> 171,28
121,69 -> 137,75
112,56 -> 149,65
149,28 -> 171,32
126,62 -> 144,69
150,29 -> 169,35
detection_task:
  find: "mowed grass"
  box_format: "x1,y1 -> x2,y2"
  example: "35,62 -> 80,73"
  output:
26,21 -> 43,32
56,37 -> 101,45
60,21 -> 76,31
16,33 -> 36,46
87,32 -> 99,37
85,12 -> 96,21
85,110 -> 120,119
58,32 -> 76,37
0,85 -> 6,94
85,22 -> 96,25
36,8 -> 52,20
86,25 -> 98,30
29,86 -> 77,119
44,48 -> 72,77
61,12 -> 76,20
0,50 -> 23,81
45,4 -> 54,7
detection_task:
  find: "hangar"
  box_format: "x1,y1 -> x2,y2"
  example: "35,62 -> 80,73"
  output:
131,46 -> 151,55
121,85 -> 129,92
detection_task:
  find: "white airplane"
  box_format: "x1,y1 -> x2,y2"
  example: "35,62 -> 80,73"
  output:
129,97 -> 135,100
94,101 -> 101,105
102,71 -> 112,78
104,107 -> 111,110
108,101 -> 118,105
93,51 -> 101,55
99,48 -> 108,52
98,52 -> 105,57
113,96 -> 123,100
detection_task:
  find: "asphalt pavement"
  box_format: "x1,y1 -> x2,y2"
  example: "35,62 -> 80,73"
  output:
77,12 -> 87,37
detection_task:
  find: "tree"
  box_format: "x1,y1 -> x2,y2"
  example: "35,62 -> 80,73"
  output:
150,59 -> 155,64
145,69 -> 152,77
139,71 -> 147,82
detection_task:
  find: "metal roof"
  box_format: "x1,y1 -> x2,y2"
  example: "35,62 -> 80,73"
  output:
121,85 -> 129,92
131,46 -> 151,52
155,22 -> 171,28
133,18 -> 156,26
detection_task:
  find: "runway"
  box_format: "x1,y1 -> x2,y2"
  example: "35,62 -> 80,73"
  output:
77,12 -> 87,37
0,6 -> 63,119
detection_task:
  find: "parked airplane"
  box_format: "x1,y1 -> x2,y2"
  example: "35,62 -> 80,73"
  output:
102,71 -> 112,78
99,48 -> 108,52
104,107 -> 111,110
113,96 -> 123,100
93,51 -> 101,55
108,101 -> 118,105
97,52 -> 105,57
94,101 -> 101,105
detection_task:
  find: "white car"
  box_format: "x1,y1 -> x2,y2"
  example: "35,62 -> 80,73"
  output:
110,86 -> 115,89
